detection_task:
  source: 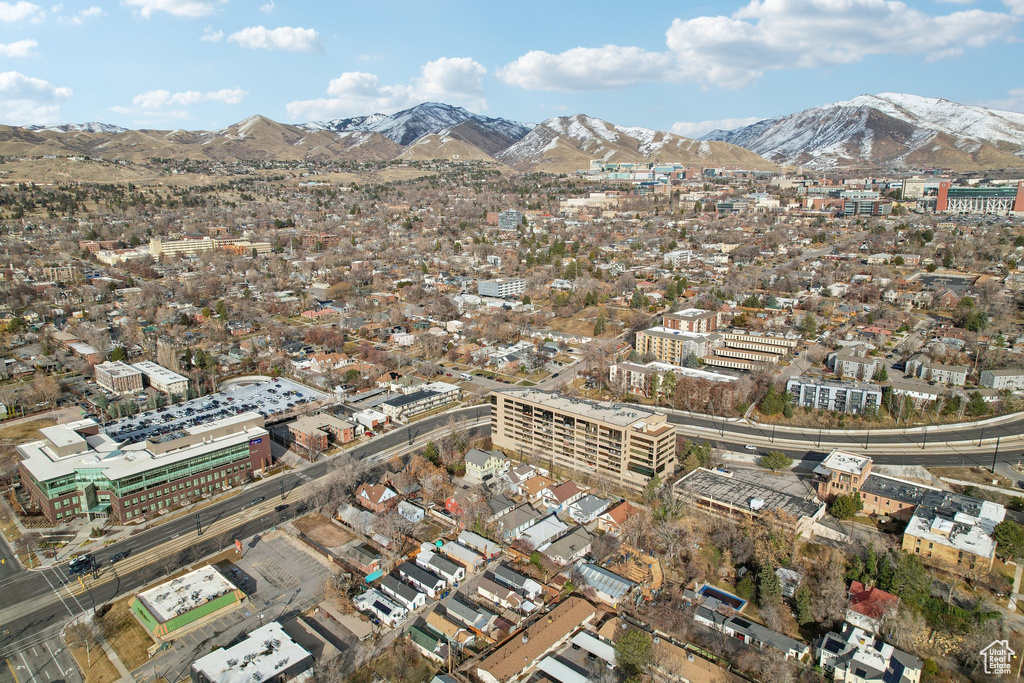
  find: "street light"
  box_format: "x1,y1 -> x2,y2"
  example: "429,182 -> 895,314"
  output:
195,514 -> 202,536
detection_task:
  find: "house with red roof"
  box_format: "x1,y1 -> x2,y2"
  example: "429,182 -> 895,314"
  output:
539,481 -> 585,513
846,580 -> 899,634
355,482 -> 398,513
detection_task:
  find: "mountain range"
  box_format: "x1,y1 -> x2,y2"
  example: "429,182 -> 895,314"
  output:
3,94 -> 1023,173
702,93 -> 1024,171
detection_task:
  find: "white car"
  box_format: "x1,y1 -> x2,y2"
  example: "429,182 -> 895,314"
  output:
744,445 -> 757,452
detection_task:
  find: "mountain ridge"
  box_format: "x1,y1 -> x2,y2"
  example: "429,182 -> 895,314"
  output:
702,92 -> 1024,170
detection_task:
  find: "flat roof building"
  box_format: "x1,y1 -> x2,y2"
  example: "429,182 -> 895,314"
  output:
190,621 -> 312,683
478,278 -> 525,299
17,413 -> 271,524
490,389 -> 676,494
131,360 -> 189,397
94,361 -> 144,395
133,566 -> 244,639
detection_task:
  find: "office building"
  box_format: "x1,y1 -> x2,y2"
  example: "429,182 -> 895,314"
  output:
786,376 -> 882,414
133,565 -> 244,639
17,413 -> 271,524
94,361 -> 144,395
131,360 -> 189,397
190,621 -> 313,683
489,389 -> 676,493
478,278 -> 526,299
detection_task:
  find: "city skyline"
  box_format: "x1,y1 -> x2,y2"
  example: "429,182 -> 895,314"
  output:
0,0 -> 1022,135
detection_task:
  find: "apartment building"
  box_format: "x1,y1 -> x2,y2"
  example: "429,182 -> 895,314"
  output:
94,361 -> 144,395
981,369 -> 1024,391
902,493 -> 1004,572
498,210 -> 523,231
906,354 -> 967,386
17,413 -> 271,524
149,236 -> 217,258
489,389 -> 677,493
830,348 -> 882,380
131,360 -> 188,397
786,376 -> 882,414
381,381 -> 460,422
608,361 -> 737,397
478,278 -> 526,299
634,327 -> 716,365
661,308 -> 719,333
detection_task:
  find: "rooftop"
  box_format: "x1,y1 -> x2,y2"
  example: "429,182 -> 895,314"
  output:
576,563 -> 635,600
137,565 -> 237,623
95,361 -> 141,379
131,360 -> 188,384
675,467 -> 823,520
492,388 -> 665,428
820,449 -> 871,476
191,621 -> 310,683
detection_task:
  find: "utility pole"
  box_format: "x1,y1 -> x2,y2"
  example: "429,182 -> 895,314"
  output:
991,436 -> 1001,474
195,513 -> 202,536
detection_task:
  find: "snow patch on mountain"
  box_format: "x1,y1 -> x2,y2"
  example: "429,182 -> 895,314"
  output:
23,122 -> 128,134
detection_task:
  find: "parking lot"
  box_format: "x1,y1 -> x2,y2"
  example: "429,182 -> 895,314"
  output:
104,379 -> 328,444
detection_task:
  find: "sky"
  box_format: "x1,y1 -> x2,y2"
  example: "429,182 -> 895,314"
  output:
1,0 -> 1023,136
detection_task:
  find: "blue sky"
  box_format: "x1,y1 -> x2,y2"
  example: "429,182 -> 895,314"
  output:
1,0 -> 1023,135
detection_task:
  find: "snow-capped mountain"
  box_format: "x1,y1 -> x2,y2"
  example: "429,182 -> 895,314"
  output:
301,102 -> 531,146
23,122 -> 127,134
702,93 -> 1024,170
498,114 -> 776,173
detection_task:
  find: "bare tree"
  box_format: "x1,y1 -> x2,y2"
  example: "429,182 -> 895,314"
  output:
66,620 -> 100,668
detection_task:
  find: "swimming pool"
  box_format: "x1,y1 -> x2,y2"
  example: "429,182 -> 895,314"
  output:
698,584 -> 747,611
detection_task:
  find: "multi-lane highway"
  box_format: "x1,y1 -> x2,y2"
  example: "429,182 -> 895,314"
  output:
2,397 -> 1023,678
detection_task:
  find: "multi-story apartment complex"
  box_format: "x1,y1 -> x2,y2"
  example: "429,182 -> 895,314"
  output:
905,354 -> 967,386
634,327 -> 716,365
829,347 -> 882,380
786,376 -> 882,414
150,236 -> 217,258
608,361 -> 736,397
489,389 -> 677,493
42,265 -> 77,282
661,308 -> 720,333
902,493 -> 1004,572
497,210 -> 523,231
382,381 -> 460,422
478,278 -> 525,299
131,360 -> 189,397
94,360 -> 144,395
17,413 -> 271,524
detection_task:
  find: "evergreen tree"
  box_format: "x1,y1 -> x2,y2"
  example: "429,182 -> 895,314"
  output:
593,314 -> 606,336
967,391 -> 988,417
795,584 -> 813,624
757,566 -> 782,607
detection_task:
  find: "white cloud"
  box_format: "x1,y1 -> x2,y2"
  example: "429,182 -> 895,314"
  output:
0,38 -> 37,56
0,70 -> 71,124
286,56 -> 487,121
980,88 -> 1024,113
500,0 -> 1019,91
200,25 -> 222,41
66,5 -> 103,24
671,116 -> 764,138
113,87 -> 246,121
259,0 -> 273,12
499,46 -> 674,92
0,1 -> 43,21
123,0 -> 224,18
1004,0 -> 1024,14
227,25 -> 319,52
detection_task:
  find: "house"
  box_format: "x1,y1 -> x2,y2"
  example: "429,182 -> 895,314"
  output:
353,589 -> 408,627
441,541 -> 484,572
444,597 -> 497,634
520,515 -> 569,550
521,475 -> 556,501
408,625 -> 449,663
539,526 -> 595,565
398,561 -> 447,599
343,543 -> 382,577
445,489 -> 481,523
576,563 -> 635,608
424,610 -> 476,650
485,493 -> 517,522
567,494 -> 610,524
416,550 -> 466,585
355,483 -> 398,513
477,576 -> 531,613
397,500 -> 425,523
847,580 -> 899,634
493,562 -> 544,601
458,530 -> 501,559
380,573 -> 427,612
695,607 -> 809,660
816,624 -> 922,683
465,448 -> 509,482
540,481 -> 585,513
775,567 -> 803,599
501,463 -> 539,495
496,505 -> 543,541
597,501 -> 635,535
